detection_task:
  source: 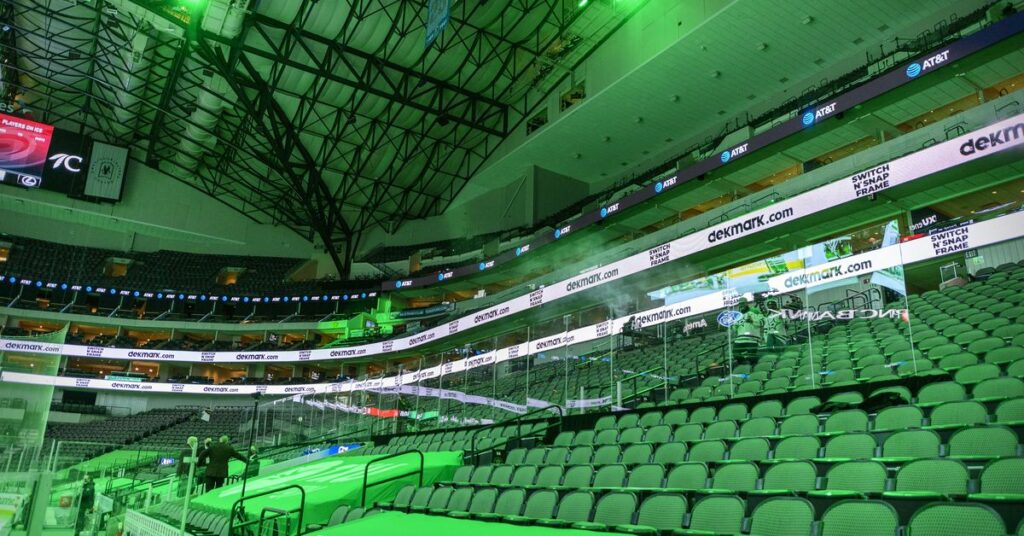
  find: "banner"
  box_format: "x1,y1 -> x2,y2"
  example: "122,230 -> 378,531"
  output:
1,114 -> 1023,368
381,13 -> 1024,291
83,141 -> 127,201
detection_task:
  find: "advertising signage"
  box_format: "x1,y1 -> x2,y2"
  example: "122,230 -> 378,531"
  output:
382,11 -> 1024,291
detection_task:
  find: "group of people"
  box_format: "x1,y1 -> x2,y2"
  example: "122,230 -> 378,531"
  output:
176,435 -> 254,494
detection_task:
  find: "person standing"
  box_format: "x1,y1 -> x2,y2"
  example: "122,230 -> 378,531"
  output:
74,474 -> 95,535
201,436 -> 247,491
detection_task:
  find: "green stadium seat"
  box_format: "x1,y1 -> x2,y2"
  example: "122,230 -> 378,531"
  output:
879,429 -> 941,460
674,495 -> 744,535
508,466 -> 538,488
874,405 -> 924,431
450,466 -> 473,485
689,406 -> 716,424
561,465 -> 594,489
927,400 -> 988,429
553,431 -> 575,446
995,397 -> 1024,424
780,414 -> 820,436
505,489 -> 558,524
473,487 -> 523,520
674,424 -> 703,442
653,442 -> 687,464
747,496 -> 814,536
596,415 -> 618,431
885,458 -> 969,499
618,414 -> 641,429
1010,360 -> 1024,378
773,435 -> 820,460
740,417 -> 776,437
535,490 -> 594,528
810,460 -> 887,497
985,346 -> 1023,365
955,363 -> 1001,385
506,448 -> 527,465
594,445 -> 622,465
644,424 -> 673,444
449,487 -> 497,519
752,460 -> 817,495
574,430 -> 596,445
823,410 -> 869,435
571,491 -> 638,531
596,429 -> 620,445
728,438 -> 770,461
970,457 -> 1024,503
666,463 -> 708,491
938,353 -> 979,372
639,411 -> 663,428
488,465 -> 513,486
469,466 -> 493,486
917,381 -> 968,407
624,464 -> 665,490
592,465 -> 627,489
821,433 -> 877,460
622,444 -> 653,465
703,462 -> 758,493
569,446 -> 594,465
406,486 -> 435,513
947,425 -> 1019,460
612,493 -> 686,535
664,409 -> 689,426
687,440 -> 726,463
544,447 -> 568,464
438,486 -> 473,514
973,377 -> 1024,402
820,499 -> 898,536
704,421 -> 737,440
907,502 -> 1006,536
718,403 -> 748,421
787,396 -> 821,415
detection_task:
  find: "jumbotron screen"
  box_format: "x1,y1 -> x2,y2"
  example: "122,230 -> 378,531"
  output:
0,113 -> 54,189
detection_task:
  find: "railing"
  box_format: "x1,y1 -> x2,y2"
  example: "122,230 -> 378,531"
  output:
469,405 -> 564,463
228,484 -> 305,536
360,450 -> 424,508
619,366 -> 668,406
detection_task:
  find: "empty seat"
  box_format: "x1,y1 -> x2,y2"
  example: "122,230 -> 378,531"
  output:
820,500 -> 899,536
678,494 -> 743,534
880,429 -> 940,459
887,458 -> 969,498
611,493 -> 686,534
747,497 -> 814,536
571,491 -> 636,531
907,502 -> 1006,536
948,426 -> 1018,459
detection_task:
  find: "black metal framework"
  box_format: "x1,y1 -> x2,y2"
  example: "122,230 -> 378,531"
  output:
2,0 -> 645,274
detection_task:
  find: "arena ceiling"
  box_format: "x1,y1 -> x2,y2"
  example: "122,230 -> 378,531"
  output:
3,0 -> 644,273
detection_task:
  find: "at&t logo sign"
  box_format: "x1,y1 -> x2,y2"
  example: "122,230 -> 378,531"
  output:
905,62 -> 922,78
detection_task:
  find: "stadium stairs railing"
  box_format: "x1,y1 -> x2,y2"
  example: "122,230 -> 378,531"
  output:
229,483 -> 305,536
619,365 -> 668,407
360,450 -> 424,508
469,405 -> 564,464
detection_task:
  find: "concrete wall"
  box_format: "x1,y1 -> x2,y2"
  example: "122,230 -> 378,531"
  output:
0,159 -> 315,258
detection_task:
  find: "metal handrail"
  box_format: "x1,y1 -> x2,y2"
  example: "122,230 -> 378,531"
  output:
619,366 -> 667,405
228,484 -> 305,536
469,405 -> 564,461
360,450 -> 424,507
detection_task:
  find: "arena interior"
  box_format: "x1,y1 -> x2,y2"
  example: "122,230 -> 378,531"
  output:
1,0 -> 1024,535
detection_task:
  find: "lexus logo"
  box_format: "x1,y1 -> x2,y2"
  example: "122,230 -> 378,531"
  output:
49,153 -> 83,172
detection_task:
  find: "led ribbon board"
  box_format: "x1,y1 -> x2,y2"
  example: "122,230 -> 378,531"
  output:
3,207 -> 1024,395
1,112 -> 1023,365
